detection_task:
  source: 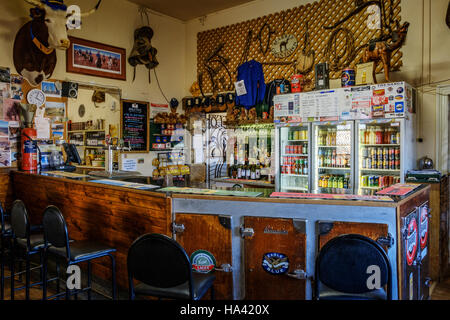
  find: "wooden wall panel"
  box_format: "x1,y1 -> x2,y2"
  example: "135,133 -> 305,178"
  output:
11,172 -> 171,290
0,169 -> 14,210
197,0 -> 403,94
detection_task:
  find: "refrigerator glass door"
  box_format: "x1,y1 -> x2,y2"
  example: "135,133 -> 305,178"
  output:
357,119 -> 402,195
313,122 -> 353,194
279,124 -> 310,192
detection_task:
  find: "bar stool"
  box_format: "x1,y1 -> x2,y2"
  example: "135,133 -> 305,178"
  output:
127,233 -> 215,300
0,201 -> 12,300
9,200 -> 46,300
42,205 -> 117,300
314,234 -> 392,300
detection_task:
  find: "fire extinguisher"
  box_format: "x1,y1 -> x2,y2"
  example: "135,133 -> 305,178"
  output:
21,128 -> 38,171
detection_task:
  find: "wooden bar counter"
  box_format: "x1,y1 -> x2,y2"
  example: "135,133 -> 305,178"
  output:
6,170 -> 431,300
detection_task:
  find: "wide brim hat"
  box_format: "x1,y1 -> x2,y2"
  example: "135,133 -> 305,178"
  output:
40,0 -> 67,10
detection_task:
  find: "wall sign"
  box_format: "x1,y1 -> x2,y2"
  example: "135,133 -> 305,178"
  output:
120,99 -> 149,153
190,250 -> 216,274
262,252 -> 289,275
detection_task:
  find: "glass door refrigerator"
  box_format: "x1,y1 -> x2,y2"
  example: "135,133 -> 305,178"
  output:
275,123 -> 311,193
312,121 -> 355,194
356,118 -> 416,195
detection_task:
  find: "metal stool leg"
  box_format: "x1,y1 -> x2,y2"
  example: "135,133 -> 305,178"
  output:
87,261 -> 92,300
25,253 -> 30,300
42,249 -> 47,300
109,254 -> 117,300
56,260 -> 60,300
1,235 -> 5,300
10,239 -> 15,300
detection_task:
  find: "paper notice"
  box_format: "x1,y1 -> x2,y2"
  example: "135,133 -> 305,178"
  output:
35,117 -> 50,140
300,91 -> 318,118
121,157 -> 137,171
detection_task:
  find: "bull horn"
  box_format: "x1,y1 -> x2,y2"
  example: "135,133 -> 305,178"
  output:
80,0 -> 102,17
24,0 -> 44,8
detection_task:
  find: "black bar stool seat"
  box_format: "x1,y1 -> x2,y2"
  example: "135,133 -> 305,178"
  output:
48,241 -> 116,263
16,234 -> 45,252
127,233 -> 215,301
134,271 -> 215,300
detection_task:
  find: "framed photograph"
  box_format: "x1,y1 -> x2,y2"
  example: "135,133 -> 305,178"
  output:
66,36 -> 126,81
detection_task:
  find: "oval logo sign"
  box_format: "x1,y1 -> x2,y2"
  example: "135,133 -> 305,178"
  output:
420,206 -> 429,249
190,250 -> 216,274
262,252 -> 289,275
406,218 -> 418,266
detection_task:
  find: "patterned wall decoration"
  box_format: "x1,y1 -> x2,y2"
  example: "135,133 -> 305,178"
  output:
196,0 -> 402,95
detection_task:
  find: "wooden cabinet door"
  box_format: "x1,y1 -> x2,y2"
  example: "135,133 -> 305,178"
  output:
418,202 -> 431,300
400,208 -> 420,300
317,221 -> 391,251
243,216 -> 307,300
173,213 -> 233,300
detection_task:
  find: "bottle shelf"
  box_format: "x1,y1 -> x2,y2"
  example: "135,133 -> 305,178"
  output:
361,168 -> 400,173
282,154 -> 308,157
287,140 -> 309,142
318,167 -> 351,170
68,129 -> 105,133
282,186 -> 309,192
281,174 -> 308,177
360,144 -> 400,147
360,186 -> 383,190
318,145 -> 351,148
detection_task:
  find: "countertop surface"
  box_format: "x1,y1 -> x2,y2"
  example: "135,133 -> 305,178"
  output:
11,169 -> 429,206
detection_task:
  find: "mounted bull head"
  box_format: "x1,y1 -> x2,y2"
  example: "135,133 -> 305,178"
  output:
13,0 -> 102,86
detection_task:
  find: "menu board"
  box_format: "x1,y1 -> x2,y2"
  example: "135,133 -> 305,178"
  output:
121,99 -> 149,153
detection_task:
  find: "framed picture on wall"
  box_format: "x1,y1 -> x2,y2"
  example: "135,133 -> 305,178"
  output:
66,36 -> 126,81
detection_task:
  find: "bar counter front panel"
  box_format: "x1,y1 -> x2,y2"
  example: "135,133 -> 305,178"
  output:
9,171 -> 430,300
11,171 -> 172,290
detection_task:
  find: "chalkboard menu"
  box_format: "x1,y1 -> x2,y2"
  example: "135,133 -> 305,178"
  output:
120,99 -> 149,153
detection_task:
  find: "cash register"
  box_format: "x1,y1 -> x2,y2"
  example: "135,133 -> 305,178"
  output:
54,143 -> 81,172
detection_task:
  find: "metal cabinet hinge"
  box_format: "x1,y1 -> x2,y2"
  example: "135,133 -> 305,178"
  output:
377,233 -> 394,248
215,263 -> 233,273
286,269 -> 309,280
172,222 -> 185,234
240,225 -> 254,238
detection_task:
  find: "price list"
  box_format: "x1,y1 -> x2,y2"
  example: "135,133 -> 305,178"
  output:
121,100 -> 149,152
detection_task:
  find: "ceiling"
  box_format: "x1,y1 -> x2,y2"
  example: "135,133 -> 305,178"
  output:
126,0 -> 255,21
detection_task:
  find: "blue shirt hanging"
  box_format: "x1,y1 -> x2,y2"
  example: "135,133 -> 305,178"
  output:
235,60 -> 266,110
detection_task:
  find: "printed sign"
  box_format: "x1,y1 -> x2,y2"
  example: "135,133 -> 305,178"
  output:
406,218 -> 418,266
420,205 -> 429,250
262,252 -> 289,275
190,250 -> 216,274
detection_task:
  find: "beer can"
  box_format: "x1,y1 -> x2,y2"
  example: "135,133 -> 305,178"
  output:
291,74 -> 303,93
341,68 -> 356,87
369,176 -> 374,187
395,148 -> 400,160
377,148 -> 383,160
